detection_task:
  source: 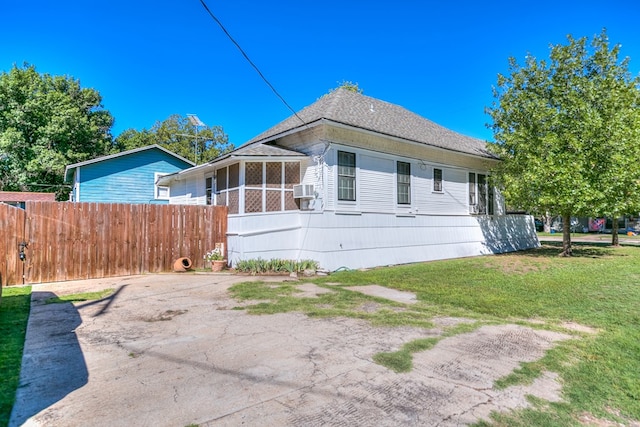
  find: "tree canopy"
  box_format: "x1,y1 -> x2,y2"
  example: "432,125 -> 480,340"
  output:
114,114 -> 233,164
487,30 -> 640,254
0,64 -> 115,199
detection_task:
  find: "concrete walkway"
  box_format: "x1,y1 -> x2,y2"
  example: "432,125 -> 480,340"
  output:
11,273 -> 571,426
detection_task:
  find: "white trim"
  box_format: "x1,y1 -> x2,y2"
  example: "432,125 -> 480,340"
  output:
74,168 -> 81,201
154,172 -> 170,200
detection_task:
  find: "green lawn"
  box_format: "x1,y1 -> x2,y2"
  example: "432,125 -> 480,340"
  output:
0,286 -> 31,427
231,242 -> 640,426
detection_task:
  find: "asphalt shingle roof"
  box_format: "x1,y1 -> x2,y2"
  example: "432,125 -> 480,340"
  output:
247,88 -> 492,158
228,143 -> 306,157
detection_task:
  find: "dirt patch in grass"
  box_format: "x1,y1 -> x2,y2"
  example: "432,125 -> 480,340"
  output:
431,316 -> 476,328
344,285 -> 418,304
560,321 -> 599,335
357,301 -> 382,313
487,255 -> 553,274
294,283 -> 335,298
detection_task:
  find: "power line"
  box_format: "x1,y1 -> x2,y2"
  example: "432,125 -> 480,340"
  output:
198,0 -> 308,127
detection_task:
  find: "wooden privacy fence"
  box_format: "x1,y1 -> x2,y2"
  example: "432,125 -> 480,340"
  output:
1,201 -> 227,286
0,203 -> 26,287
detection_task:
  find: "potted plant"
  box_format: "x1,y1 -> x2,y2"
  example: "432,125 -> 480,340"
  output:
204,248 -> 226,272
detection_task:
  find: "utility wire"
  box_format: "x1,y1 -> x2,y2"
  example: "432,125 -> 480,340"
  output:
198,0 -> 308,127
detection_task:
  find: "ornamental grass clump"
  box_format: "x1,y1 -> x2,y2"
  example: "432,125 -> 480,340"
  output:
234,258 -> 319,275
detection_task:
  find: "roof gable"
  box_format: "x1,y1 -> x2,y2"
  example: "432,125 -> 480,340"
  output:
247,88 -> 492,158
64,144 -> 195,182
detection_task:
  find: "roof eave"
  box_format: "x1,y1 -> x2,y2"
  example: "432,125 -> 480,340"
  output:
157,152 -> 308,185
322,119 -> 496,160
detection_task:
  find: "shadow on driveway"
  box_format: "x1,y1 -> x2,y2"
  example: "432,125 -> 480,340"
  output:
9,286 -> 125,426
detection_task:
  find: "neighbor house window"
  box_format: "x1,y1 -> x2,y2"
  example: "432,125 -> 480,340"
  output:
154,173 -> 170,200
433,168 -> 443,192
397,161 -> 411,204
338,151 -> 356,201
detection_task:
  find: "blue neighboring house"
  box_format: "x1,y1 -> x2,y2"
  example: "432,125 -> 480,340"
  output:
64,145 -> 195,203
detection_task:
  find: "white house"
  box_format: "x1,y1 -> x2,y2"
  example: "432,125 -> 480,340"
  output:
158,89 -> 539,271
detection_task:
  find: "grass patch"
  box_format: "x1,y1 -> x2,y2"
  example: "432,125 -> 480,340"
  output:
0,286 -> 31,427
374,337 -> 438,373
44,288 -> 115,304
229,281 -> 437,328
373,320 -> 484,373
231,243 -> 640,425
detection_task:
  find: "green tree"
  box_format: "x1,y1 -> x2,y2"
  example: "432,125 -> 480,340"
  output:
487,30 -> 640,254
115,114 -> 232,164
0,64 -> 114,199
331,80 -> 363,94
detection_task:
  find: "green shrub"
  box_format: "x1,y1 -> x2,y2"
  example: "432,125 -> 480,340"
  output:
234,258 -> 319,275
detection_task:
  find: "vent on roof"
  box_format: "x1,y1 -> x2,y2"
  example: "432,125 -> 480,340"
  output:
293,184 -> 314,199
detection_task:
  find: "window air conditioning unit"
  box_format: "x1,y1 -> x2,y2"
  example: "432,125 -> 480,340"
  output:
293,184 -> 314,199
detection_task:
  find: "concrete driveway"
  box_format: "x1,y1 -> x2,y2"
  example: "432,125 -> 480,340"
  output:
11,273 -> 571,426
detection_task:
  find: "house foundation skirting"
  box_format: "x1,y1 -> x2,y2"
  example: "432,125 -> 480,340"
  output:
227,212 -> 539,272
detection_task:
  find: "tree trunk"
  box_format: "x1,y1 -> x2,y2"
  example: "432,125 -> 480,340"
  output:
544,212 -> 552,233
611,216 -> 620,246
561,213 -> 572,256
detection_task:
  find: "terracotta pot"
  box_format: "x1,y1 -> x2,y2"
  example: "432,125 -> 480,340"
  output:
173,257 -> 192,272
211,260 -> 226,272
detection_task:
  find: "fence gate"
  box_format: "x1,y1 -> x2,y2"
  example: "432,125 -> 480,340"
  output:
0,203 -> 27,287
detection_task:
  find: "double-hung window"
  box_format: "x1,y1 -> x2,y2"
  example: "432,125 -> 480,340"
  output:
397,161 -> 411,204
433,168 -> 443,192
205,176 -> 214,205
338,151 -> 356,201
468,172 -> 476,207
469,172 -> 494,215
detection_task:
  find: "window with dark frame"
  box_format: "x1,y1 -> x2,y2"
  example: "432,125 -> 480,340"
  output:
433,168 -> 443,192
216,168 -> 227,192
487,176 -> 495,215
338,151 -> 356,201
468,172 -> 494,215
205,176 -> 213,205
468,172 -> 476,206
397,161 -> 411,204
477,174 -> 487,214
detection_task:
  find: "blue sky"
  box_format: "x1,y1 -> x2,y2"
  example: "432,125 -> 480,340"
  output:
2,1 -> 640,147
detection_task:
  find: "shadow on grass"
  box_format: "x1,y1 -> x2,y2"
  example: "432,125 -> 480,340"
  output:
514,241 -> 614,258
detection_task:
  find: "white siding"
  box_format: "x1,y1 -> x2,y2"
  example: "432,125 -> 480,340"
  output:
168,174 -> 206,205
321,145 -> 473,216
228,211 -> 539,271
359,154 -> 394,213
